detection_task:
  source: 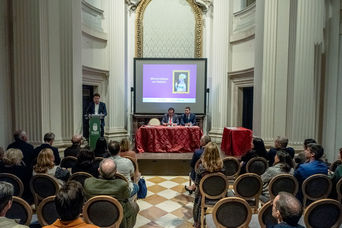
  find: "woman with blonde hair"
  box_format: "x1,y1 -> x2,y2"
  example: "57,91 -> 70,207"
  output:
33,148 -> 70,184
193,142 -> 224,228
0,148 -> 32,203
119,138 -> 137,160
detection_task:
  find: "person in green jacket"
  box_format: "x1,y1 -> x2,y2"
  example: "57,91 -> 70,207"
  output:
84,158 -> 139,228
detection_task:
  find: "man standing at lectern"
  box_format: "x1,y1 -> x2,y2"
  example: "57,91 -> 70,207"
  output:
86,93 -> 107,137
162,107 -> 179,126
180,107 -> 196,126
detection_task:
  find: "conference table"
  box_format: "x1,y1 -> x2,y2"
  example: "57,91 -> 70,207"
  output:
221,127 -> 253,157
135,125 -> 202,153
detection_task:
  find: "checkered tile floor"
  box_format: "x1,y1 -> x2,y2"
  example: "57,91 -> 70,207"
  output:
135,176 -> 195,228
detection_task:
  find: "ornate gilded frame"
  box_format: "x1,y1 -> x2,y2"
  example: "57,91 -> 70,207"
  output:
135,0 -> 203,58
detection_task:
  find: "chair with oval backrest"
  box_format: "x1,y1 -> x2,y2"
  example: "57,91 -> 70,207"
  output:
302,174 -> 332,208
222,156 -> 240,188
199,172 -> 228,228
60,156 -> 78,169
211,197 -> 252,228
0,173 -> 24,197
30,174 -> 60,208
37,196 -> 59,226
258,201 -> 278,228
304,199 -> 342,228
233,173 -> 263,213
246,157 -> 269,175
6,196 -> 33,226
268,174 -> 299,200
114,173 -> 129,183
336,178 -> 342,203
122,155 -> 140,183
69,172 -> 93,186
83,195 -> 124,228
148,118 -> 161,126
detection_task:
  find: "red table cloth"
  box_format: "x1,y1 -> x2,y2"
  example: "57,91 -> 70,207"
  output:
135,126 -> 202,153
221,127 -> 253,157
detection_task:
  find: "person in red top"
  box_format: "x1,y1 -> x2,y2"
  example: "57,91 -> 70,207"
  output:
43,181 -> 99,228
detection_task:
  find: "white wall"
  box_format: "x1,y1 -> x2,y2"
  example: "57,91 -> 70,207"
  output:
0,0 -> 12,147
231,39 -> 255,71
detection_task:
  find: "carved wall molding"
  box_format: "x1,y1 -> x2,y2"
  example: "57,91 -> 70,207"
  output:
135,0 -> 203,57
125,0 -> 143,12
193,0 -> 213,13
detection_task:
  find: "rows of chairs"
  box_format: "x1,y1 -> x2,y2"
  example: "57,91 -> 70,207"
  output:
207,197 -> 342,228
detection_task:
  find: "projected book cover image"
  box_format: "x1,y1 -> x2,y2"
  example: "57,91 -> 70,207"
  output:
142,64 -> 197,103
173,71 -> 190,94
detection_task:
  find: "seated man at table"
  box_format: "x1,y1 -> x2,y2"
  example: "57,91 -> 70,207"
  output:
161,107 -> 179,126
180,107 -> 196,126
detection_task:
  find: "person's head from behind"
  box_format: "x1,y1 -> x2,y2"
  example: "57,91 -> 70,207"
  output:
13,130 -> 28,142
201,142 -> 223,172
275,150 -> 294,172
184,107 -> 191,115
253,137 -> 266,155
305,143 -> 324,161
108,141 -> 120,156
303,138 -> 316,150
272,192 -> 302,226
55,181 -> 84,221
98,158 -> 117,179
44,132 -> 55,145
3,148 -> 23,166
77,149 -> 95,164
120,138 -> 131,152
71,135 -> 82,145
0,182 -> 14,216
95,137 -> 107,152
200,135 -> 211,147
34,148 -> 55,173
168,107 -> 175,116
93,93 -> 101,104
275,136 -> 288,149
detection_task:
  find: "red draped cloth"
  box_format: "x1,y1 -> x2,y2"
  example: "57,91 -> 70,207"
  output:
221,127 -> 253,157
135,126 -> 202,153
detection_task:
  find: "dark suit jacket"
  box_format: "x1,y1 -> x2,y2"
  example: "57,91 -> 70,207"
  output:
161,114 -> 179,125
190,147 -> 204,180
180,113 -> 196,126
33,143 -> 61,165
64,144 -> 80,157
85,102 -> 107,126
7,139 -> 34,167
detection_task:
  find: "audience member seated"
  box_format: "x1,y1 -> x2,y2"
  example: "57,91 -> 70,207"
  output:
261,150 -> 294,201
268,136 -> 295,166
34,132 -> 61,165
33,148 -> 70,185
72,149 -> 99,177
329,148 -> 342,199
43,180 -> 99,228
184,135 -> 211,194
108,141 -> 139,197
294,138 -> 317,169
93,137 -> 110,158
240,137 -> 269,174
180,106 -> 196,126
83,158 -> 139,228
0,181 -> 28,228
161,107 -> 179,126
64,135 -> 82,158
7,130 -> 34,167
119,138 -> 136,161
294,143 -> 328,201
193,142 -> 224,228
270,192 -> 304,228
0,149 -> 32,204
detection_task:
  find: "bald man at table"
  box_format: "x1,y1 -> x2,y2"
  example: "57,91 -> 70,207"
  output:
161,107 -> 179,126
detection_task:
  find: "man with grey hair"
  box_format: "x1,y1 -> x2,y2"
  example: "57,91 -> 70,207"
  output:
83,158 -> 139,228
270,192 -> 304,228
268,136 -> 295,166
7,130 -> 34,167
33,132 -> 60,165
64,135 -> 82,157
0,182 -> 28,227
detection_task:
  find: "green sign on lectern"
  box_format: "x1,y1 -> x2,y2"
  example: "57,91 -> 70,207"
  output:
89,115 -> 101,150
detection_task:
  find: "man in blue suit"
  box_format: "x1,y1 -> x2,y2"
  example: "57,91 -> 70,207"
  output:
86,93 -> 107,136
161,107 -> 179,126
180,107 -> 196,126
